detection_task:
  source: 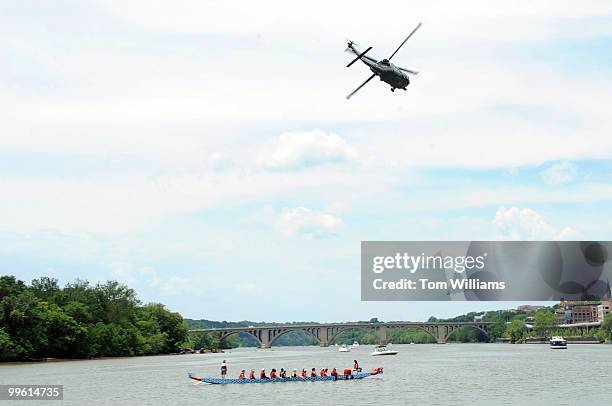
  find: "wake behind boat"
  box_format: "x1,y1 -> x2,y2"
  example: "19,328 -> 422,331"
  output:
189,368 -> 383,384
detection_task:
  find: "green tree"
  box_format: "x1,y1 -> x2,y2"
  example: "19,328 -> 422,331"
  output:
0,327 -> 15,358
30,277 -> 60,301
0,275 -> 193,359
533,309 -> 556,337
138,303 -> 188,352
505,319 -> 526,343
600,312 -> 612,341
0,276 -> 27,300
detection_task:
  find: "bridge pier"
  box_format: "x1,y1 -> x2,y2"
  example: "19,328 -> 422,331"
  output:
436,326 -> 447,344
257,328 -> 271,349
378,325 -> 388,346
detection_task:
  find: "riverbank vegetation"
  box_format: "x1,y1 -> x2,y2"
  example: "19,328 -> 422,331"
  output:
3,275 -> 611,358
0,276 -> 190,360
502,308 -> 612,343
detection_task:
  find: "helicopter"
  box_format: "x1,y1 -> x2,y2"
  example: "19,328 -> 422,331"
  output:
345,23 -> 422,99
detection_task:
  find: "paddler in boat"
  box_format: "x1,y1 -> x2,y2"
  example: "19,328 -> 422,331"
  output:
291,369 -> 298,378
330,368 -> 338,377
221,360 -> 228,378
310,368 -> 317,377
353,359 -> 361,372
319,368 -> 327,377
260,369 -> 268,379
280,368 -> 287,378
270,369 -> 278,379
239,370 -> 246,379
249,369 -> 256,379
301,369 -> 307,378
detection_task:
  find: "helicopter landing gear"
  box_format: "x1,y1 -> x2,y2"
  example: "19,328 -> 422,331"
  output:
402,87 -> 407,91
390,88 -> 395,92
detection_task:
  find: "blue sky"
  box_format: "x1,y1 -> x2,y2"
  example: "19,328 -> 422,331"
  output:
2,1 -> 612,322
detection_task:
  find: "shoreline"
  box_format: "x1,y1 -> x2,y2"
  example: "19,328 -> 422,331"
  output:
0,349 -> 227,364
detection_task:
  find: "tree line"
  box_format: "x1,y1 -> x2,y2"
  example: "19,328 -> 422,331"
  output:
0,276 -> 190,360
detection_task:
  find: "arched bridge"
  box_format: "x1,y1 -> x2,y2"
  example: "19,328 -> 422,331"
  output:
188,321 -> 494,348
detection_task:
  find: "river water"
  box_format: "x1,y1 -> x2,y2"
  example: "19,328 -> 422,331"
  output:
1,344 -> 610,405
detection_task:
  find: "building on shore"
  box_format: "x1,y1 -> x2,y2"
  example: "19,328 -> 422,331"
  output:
598,300 -> 611,322
555,307 -> 571,325
572,304 -> 598,323
556,299 -> 610,324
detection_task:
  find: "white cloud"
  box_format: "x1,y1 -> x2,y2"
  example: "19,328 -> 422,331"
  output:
161,276 -> 193,294
257,129 -> 356,169
109,264 -> 191,294
492,206 -> 577,240
539,161 -> 577,185
275,207 -> 342,238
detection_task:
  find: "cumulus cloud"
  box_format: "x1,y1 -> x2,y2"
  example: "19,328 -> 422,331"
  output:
109,264 -> 190,294
539,161 -> 577,185
492,206 -> 577,240
257,129 -> 356,169
275,207 -> 342,238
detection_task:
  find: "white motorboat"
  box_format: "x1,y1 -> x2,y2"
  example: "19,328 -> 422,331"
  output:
352,341 -> 360,347
338,344 -> 351,352
550,336 -> 567,349
371,345 -> 398,356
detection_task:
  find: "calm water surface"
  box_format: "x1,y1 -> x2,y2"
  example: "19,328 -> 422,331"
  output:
1,344 -> 611,405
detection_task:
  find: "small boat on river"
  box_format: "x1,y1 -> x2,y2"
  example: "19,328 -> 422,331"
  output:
371,345 -> 398,356
338,344 -> 350,352
550,336 -> 567,349
188,368 -> 383,384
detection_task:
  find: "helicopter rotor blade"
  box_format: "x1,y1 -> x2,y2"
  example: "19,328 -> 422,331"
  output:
388,22 -> 422,60
346,46 -> 372,67
398,67 -> 419,75
346,74 -> 376,100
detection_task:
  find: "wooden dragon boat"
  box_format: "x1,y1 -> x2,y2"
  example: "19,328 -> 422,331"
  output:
188,367 -> 383,384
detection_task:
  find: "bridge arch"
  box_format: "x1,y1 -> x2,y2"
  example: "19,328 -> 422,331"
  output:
444,325 -> 489,342
412,326 -> 439,343
219,330 -> 263,347
268,328 -> 322,347
328,326 -> 372,345
380,325 -> 440,343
